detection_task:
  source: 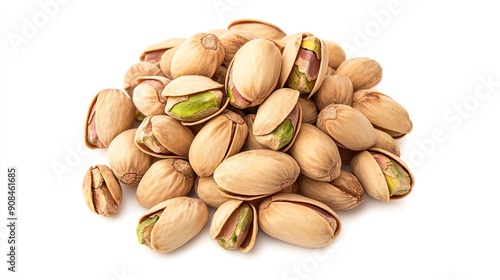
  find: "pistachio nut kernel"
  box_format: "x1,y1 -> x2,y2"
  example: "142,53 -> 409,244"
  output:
256,104 -> 300,150
286,36 -> 322,94
216,203 -> 253,250
83,165 -> 122,217
166,90 -> 223,122
136,211 -> 162,247
371,152 -> 411,196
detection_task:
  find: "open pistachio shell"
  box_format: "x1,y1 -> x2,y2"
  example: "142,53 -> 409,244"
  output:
242,114 -> 269,151
228,18 -> 286,42
140,37 -> 185,64
82,165 -> 122,217
132,76 -> 170,117
123,61 -> 163,96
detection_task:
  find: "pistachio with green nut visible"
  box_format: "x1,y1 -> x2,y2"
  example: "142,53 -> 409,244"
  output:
82,165 -> 122,217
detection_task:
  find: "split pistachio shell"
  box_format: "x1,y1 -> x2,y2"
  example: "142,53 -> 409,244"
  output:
137,197 -> 208,253
228,19 -> 286,42
213,149 -> 300,201
313,74 -> 354,111
258,193 -> 341,248
288,123 -> 341,182
140,37 -> 185,64
351,148 -> 414,202
82,165 -> 122,217
242,114 -> 269,151
136,159 -> 195,208
194,176 -> 230,208
124,61 -> 163,96
219,30 -> 257,67
316,104 -> 377,151
210,200 -> 258,253
189,110 -> 248,177
297,97 -> 318,124
170,33 -> 225,78
372,129 -> 401,157
298,170 -> 364,210
225,38 -> 282,109
336,57 -> 382,91
253,88 -> 302,151
108,129 -> 153,185
352,89 -> 413,138
135,115 -> 194,158
324,40 -> 346,69
132,76 -> 170,116
85,88 -> 135,149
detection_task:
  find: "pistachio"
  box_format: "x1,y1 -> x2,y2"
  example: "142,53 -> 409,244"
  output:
372,153 -> 411,196
324,40 -> 346,69
227,19 -> 286,42
372,128 -> 401,157
194,176 -> 230,208
242,114 -> 269,151
313,74 -> 354,111
82,165 -> 122,217
219,30 -> 257,67
159,46 -> 178,79
123,61 -> 163,96
336,57 -> 382,91
140,37 -> 185,65
297,97 -> 318,124
132,76 -> 170,117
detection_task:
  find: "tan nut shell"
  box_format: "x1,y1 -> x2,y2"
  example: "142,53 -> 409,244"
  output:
132,76 -> 170,117
288,123 -> 341,182
297,97 -> 318,124
138,197 -> 208,253
324,40 -> 346,69
136,159 -> 195,208
351,148 -> 415,202
84,88 -> 135,149
194,176 -> 230,208
242,114 -> 269,151
228,19 -> 286,42
258,193 -> 342,248
209,200 -> 258,253
159,46 -> 178,79
336,57 -> 382,91
219,30 -> 257,67
188,110 -> 248,177
313,74 -> 354,111
123,61 -> 163,96
82,165 -> 122,215
316,104 -> 377,151
140,37 -> 185,63
372,129 -> 401,157
213,149 -> 300,200
108,129 -> 153,185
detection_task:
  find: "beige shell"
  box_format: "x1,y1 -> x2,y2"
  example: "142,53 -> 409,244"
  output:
84,88 -> 135,149
324,40 -> 346,69
123,61 -> 163,96
108,129 -> 153,185
159,46 -> 178,79
194,176 -> 230,208
298,170 -> 364,210
352,89 -> 413,138
219,30 -> 257,67
258,193 -> 341,248
209,200 -> 258,253
297,97 -> 318,124
132,76 -> 170,117
351,148 -> 415,202
242,114 -> 269,151
213,149 -> 300,200
140,37 -> 185,64
138,197 -> 208,253
170,33 -> 225,79
280,33 -> 329,98
336,57 -> 383,91
313,74 -> 354,111
225,38 -> 282,108
82,165 -> 122,217
288,123 -> 341,182
188,110 -> 248,177
228,18 -> 286,42
316,104 -> 377,151
135,115 -> 194,159
136,159 -> 195,208
372,129 -> 401,156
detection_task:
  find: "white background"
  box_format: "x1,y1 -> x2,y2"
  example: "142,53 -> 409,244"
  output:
1,0 -> 500,279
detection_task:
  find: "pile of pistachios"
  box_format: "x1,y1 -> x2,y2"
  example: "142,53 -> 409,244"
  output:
82,19 -> 414,254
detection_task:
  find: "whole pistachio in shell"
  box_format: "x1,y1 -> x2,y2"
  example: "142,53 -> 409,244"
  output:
258,193 -> 341,248
225,38 -> 282,109
85,88 -> 136,149
213,149 -> 300,201
136,159 -> 195,208
351,148 -> 414,202
159,46 -> 178,79
324,40 -> 346,69
288,123 -> 341,182
210,200 -> 258,253
108,129 -> 153,185
189,110 -> 248,177
124,61 -> 163,96
297,97 -> 318,124
298,170 -> 364,211
194,176 -> 230,208
228,18 -> 286,42
132,76 -> 170,117
253,88 -> 302,151
135,115 -> 194,159
372,129 -> 401,157
162,75 -> 229,125
352,89 -> 413,138
219,30 -> 257,67
136,197 -> 208,253
316,104 -> 377,151
280,34 -> 329,97
336,57 -> 382,91
170,33 -> 225,79
313,74 -> 354,111
140,37 -> 185,65
82,165 -> 122,217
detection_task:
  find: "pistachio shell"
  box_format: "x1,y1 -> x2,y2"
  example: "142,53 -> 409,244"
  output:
324,40 -> 346,69
228,19 -> 286,42
313,74 -> 353,111
372,129 -> 401,156
194,176 -> 230,208
219,30 -> 257,67
297,97 -> 318,124
159,46 -> 178,79
162,75 -> 224,97
82,165 -> 122,217
336,57 -> 382,91
253,88 -> 300,135
132,76 -> 170,116
124,61 -> 163,96
242,114 -> 269,151
140,37 -> 185,64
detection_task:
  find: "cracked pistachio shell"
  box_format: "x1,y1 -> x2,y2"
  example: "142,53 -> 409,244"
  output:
351,148 -> 414,202
135,115 -> 194,159
219,30 -> 257,67
140,37 -> 185,64
137,197 -> 208,253
108,129 -> 153,185
225,38 -> 282,109
253,88 -> 302,152
194,176 -> 230,208
297,97 -> 318,124
288,123 -> 341,182
124,61 -> 163,96
189,110 -> 248,177
83,165 -> 122,217
132,76 -> 170,117
214,149 -> 300,201
298,170 -> 364,211
228,18 -> 286,42
170,33 -> 225,79
336,57 -> 382,91
352,89 -> 413,138
316,104 -> 377,151
162,75 -> 229,126
280,33 -> 329,98
324,40 -> 346,69
136,159 -> 195,208
210,200 -> 258,253
258,193 -> 341,248
372,129 -> 401,157
85,88 -> 136,149
313,74 -> 354,111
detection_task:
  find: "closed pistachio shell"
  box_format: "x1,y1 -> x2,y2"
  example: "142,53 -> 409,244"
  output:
124,61 -> 163,96
159,46 -> 178,79
132,76 -> 170,117
297,97 -> 318,124
219,30 -> 257,67
194,176 -> 230,208
372,129 -> 401,156
324,40 -> 346,69
140,37 -> 185,64
228,19 -> 286,42
336,57 -> 382,91
82,165 -> 122,217
313,74 -> 353,111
